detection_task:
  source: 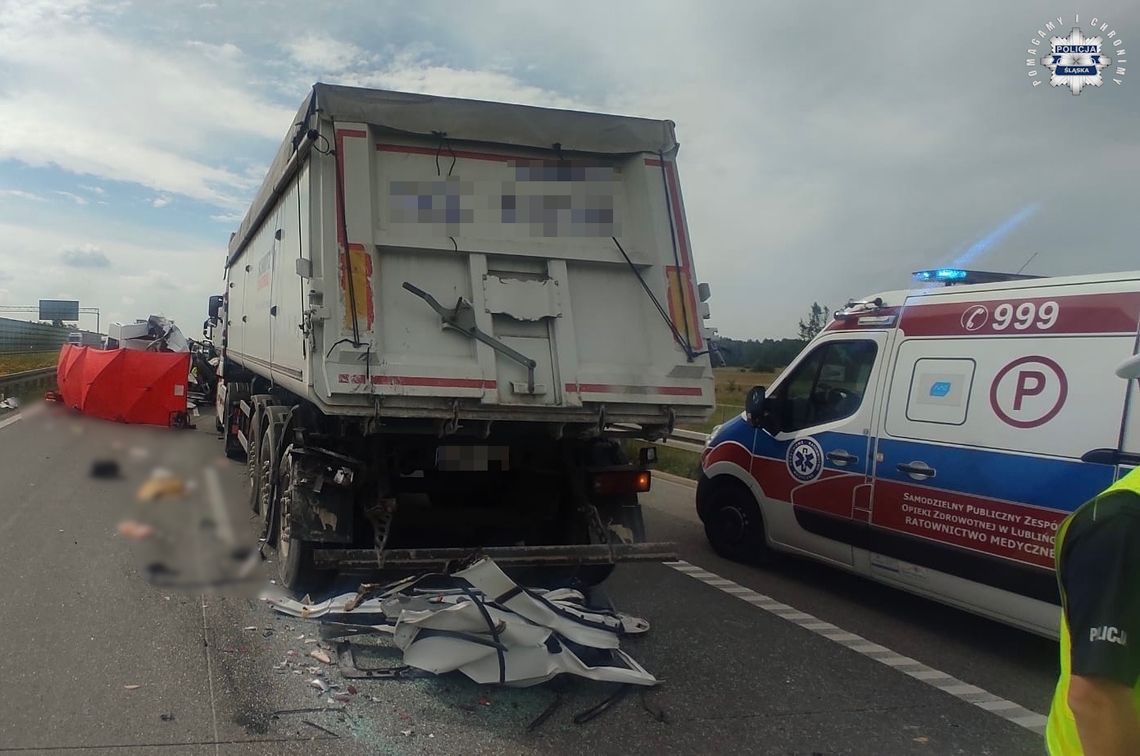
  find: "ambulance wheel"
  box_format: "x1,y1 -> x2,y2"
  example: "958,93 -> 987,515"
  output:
699,477 -> 776,565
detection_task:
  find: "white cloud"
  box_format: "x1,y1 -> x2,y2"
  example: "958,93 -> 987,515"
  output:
0,9 -> 293,209
152,195 -> 172,208
0,221 -> 221,329
286,33 -> 369,73
54,190 -> 89,205
78,184 -> 106,195
0,189 -> 47,201
185,39 -> 241,60
60,243 -> 111,268
340,56 -> 589,111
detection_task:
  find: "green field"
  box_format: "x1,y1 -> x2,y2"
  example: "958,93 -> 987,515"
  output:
0,352 -> 59,377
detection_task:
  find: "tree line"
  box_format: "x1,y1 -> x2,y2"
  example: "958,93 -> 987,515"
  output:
712,302 -> 830,371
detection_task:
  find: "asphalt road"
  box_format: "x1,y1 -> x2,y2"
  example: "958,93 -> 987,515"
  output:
0,404 -> 1057,755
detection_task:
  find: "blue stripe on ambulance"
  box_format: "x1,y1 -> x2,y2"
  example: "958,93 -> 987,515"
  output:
875,438 -> 1115,514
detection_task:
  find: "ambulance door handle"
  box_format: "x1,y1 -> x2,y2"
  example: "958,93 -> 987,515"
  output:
827,450 -> 858,467
897,461 -> 936,480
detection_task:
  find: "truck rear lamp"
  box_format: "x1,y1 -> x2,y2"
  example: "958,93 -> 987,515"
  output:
591,470 -> 652,496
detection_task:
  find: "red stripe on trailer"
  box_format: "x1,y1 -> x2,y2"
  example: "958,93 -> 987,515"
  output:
337,374 -> 496,389
899,291 -> 1140,337
565,382 -> 704,397
383,144 -> 517,165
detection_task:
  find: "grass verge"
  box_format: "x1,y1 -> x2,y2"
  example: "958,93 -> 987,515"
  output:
0,352 -> 59,377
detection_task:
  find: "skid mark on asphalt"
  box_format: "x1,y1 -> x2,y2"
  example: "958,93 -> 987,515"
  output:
664,559 -> 1048,735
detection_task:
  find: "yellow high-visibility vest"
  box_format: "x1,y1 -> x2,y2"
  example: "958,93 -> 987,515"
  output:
1046,465 -> 1140,755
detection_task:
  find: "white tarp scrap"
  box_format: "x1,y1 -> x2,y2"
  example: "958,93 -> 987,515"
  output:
262,557 -> 657,687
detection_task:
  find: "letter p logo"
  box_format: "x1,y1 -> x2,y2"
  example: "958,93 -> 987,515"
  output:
1014,370 -> 1046,410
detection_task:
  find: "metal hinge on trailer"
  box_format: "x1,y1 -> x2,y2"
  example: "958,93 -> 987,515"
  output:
401,281 -> 542,395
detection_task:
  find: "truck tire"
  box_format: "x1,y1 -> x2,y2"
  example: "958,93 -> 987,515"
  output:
275,444 -> 330,594
246,396 -> 277,514
698,475 -> 777,565
246,407 -> 264,513
222,382 -> 250,460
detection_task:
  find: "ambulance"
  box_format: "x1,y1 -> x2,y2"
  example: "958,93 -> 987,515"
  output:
697,268 -> 1140,637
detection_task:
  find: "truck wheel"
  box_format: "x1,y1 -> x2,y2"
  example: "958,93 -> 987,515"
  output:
699,476 -> 777,565
275,445 -> 329,594
222,382 -> 250,460
246,409 -> 264,513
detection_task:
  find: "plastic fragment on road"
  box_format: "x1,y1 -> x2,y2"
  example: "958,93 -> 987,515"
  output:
123,684 -> 141,690
116,520 -> 155,541
309,648 -> 333,665
136,470 -> 186,502
266,556 -> 657,688
90,460 -> 121,479
309,678 -> 329,693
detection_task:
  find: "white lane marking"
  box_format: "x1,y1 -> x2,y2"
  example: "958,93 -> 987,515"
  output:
0,413 -> 23,431
203,466 -> 235,546
663,559 -> 1048,735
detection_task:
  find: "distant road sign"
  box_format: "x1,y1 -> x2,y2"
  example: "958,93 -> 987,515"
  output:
38,300 -> 79,321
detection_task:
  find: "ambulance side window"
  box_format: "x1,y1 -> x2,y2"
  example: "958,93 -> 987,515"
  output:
776,340 -> 878,432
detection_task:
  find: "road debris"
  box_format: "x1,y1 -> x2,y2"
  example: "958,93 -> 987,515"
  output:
302,720 -> 339,738
309,678 -> 329,693
264,556 -> 657,687
90,460 -> 121,479
160,713 -> 175,722
123,684 -> 141,690
116,520 -> 155,541
308,648 -> 332,665
136,469 -> 186,502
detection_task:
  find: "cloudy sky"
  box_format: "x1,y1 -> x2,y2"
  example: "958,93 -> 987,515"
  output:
0,0 -> 1137,339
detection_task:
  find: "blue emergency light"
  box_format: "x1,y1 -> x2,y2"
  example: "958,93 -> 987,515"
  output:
914,268 -> 969,283
912,268 -> 1040,286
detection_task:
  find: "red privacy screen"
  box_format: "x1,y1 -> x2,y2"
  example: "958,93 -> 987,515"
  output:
57,345 -> 189,427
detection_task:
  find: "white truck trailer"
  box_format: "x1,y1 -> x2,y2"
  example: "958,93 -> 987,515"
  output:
210,84 -> 715,590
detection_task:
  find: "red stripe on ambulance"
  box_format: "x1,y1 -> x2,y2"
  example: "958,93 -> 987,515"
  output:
899,291 -> 1140,337
872,480 -> 1062,569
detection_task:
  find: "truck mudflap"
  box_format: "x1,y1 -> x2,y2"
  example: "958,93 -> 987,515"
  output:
284,446 -> 357,544
312,542 -> 676,571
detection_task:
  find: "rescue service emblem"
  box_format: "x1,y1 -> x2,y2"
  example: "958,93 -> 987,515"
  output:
786,438 -> 824,483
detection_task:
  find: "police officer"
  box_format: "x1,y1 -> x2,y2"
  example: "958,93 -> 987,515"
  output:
1046,354 -> 1140,755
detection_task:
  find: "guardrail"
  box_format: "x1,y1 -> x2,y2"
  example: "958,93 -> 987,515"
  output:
0,367 -> 56,403
611,423 -> 710,453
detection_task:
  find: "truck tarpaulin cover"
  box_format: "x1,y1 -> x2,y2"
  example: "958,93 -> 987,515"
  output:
228,83 -> 680,266
56,345 -> 189,427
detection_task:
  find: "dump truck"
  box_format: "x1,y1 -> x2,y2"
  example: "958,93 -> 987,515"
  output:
209,84 -> 715,590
